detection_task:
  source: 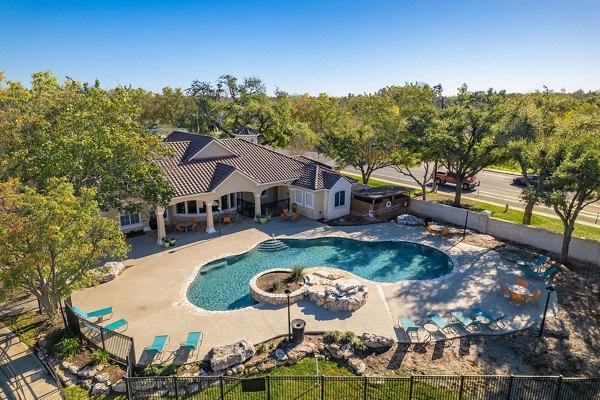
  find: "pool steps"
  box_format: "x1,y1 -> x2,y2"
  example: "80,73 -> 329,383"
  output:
259,238 -> 289,252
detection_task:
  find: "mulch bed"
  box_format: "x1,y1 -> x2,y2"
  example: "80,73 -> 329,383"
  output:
256,272 -> 304,294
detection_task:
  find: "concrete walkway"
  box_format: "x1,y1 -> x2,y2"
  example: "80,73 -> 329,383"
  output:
73,218 -> 557,365
0,324 -> 63,400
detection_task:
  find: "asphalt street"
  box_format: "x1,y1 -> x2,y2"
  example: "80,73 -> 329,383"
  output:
345,166 -> 600,226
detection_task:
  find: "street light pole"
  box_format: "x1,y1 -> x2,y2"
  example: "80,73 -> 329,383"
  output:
539,286 -> 556,337
284,289 -> 291,340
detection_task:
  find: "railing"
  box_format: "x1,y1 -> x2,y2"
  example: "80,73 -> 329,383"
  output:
64,303 -> 135,367
0,342 -> 24,398
124,374 -> 600,400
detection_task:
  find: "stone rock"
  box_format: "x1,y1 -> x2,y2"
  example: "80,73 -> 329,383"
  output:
325,343 -> 353,359
362,333 -> 395,349
111,380 -> 127,393
94,373 -> 109,383
61,360 -> 81,375
210,340 -> 256,372
77,365 -> 101,378
397,214 -> 424,226
348,357 -> 366,375
232,364 -> 245,375
314,270 -> 332,279
188,383 -> 200,394
336,279 -> 360,292
95,261 -> 126,283
274,348 -> 288,361
91,382 -> 110,396
338,344 -> 354,359
80,379 -> 93,390
199,369 -> 208,376
57,369 -> 78,387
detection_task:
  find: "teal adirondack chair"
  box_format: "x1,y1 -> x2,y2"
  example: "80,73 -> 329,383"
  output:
399,317 -> 420,340
145,335 -> 169,361
71,305 -> 113,321
180,332 -> 203,355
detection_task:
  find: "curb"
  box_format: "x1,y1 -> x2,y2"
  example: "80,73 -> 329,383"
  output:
483,168 -> 521,176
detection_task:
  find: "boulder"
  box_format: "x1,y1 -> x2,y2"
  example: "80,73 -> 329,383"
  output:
336,279 -> 360,292
210,340 -> 256,372
348,358 -> 366,375
111,380 -> 127,393
95,261 -> 126,283
91,382 -> 111,396
232,364 -> 245,375
362,333 -> 395,349
94,373 -> 109,383
80,379 -> 93,390
274,348 -> 288,361
326,343 -> 352,359
77,365 -> 101,378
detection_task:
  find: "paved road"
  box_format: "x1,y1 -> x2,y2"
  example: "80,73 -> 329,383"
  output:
346,165 -> 600,226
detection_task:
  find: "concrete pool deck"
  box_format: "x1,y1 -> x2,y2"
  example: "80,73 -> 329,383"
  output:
72,218 -> 557,365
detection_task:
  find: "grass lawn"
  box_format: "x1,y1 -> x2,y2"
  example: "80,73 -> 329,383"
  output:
343,171 -> 600,242
0,310 -> 54,347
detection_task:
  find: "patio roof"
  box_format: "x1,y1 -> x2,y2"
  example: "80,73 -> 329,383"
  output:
353,185 -> 413,199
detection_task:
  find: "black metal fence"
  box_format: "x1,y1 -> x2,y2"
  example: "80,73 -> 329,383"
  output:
237,197 -> 290,218
124,374 -> 600,400
64,302 -> 135,368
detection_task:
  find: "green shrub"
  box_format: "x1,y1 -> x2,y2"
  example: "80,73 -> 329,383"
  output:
55,337 -> 84,359
324,330 -> 343,342
160,364 -> 179,376
288,265 -> 304,282
143,363 -> 180,376
341,331 -> 357,344
352,338 -> 367,351
44,328 -> 66,352
269,282 -> 279,292
258,342 -> 269,353
91,349 -> 110,365
143,365 -> 162,376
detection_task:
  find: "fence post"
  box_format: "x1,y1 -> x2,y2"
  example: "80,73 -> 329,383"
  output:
100,328 -> 106,351
506,375 -> 514,400
173,376 -> 179,400
129,338 -> 136,372
266,375 -> 271,400
219,376 -> 224,400
409,375 -> 414,400
458,375 -> 465,400
321,375 -> 325,400
363,376 -> 368,400
125,377 -> 132,400
555,375 -> 563,400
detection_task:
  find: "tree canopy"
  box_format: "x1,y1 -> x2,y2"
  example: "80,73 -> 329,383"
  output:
0,179 -> 128,320
0,72 -> 174,212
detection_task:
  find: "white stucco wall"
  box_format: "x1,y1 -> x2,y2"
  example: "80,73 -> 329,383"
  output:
325,178 -> 352,220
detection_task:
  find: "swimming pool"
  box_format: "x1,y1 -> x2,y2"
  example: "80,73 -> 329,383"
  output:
186,237 -> 453,311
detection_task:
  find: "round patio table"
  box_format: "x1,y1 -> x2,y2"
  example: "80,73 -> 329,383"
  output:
179,221 -> 192,233
507,284 -> 532,296
423,323 -> 438,342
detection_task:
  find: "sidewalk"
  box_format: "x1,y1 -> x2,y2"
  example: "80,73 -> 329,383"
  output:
0,323 -> 63,400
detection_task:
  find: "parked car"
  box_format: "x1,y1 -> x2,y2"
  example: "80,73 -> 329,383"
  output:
512,174 -> 539,187
432,171 -> 480,190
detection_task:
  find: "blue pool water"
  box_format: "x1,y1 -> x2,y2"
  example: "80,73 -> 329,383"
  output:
187,237 -> 453,311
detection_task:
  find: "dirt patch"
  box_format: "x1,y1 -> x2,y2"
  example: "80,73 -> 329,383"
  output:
325,214 -> 376,226
256,271 -> 304,294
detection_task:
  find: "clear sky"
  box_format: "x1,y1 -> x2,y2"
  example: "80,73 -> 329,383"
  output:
2,0 -> 599,95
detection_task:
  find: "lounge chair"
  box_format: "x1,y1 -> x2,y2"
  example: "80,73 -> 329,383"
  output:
451,311 -> 480,331
71,305 -> 113,321
427,313 -> 458,334
84,318 -> 128,333
523,265 -> 558,280
179,332 -> 203,355
290,211 -> 301,221
145,335 -> 169,361
470,308 -> 505,329
281,208 -> 290,221
399,317 -> 420,340
516,255 -> 549,268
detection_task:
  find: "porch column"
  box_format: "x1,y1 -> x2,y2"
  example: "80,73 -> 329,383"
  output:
205,202 -> 216,233
254,193 -> 262,220
155,207 -> 166,245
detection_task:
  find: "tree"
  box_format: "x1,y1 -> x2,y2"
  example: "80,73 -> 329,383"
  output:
0,179 -> 128,321
437,85 -> 505,206
496,92 -> 575,224
543,105 -> 600,261
319,93 -> 404,184
140,87 -> 195,128
0,72 -> 174,212
384,83 -> 441,200
185,79 -> 224,134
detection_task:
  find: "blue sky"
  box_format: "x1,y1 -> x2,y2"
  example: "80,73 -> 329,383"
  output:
1,0 -> 599,95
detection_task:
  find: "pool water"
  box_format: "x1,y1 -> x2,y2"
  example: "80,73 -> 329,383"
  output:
186,237 -> 453,311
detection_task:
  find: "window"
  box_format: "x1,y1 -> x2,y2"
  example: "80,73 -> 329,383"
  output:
176,202 -> 186,214
187,200 -> 198,214
334,191 -> 346,207
305,192 -> 314,209
220,195 -> 229,209
294,189 -> 303,205
120,213 -> 141,227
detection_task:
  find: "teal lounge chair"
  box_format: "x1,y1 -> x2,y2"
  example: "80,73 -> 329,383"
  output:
83,318 -> 128,334
516,255 -> 549,268
523,265 -> 558,280
399,317 -> 420,340
427,313 -> 458,334
471,308 -> 505,329
145,335 -> 169,361
71,305 -> 113,321
180,332 -> 203,355
451,311 -> 480,331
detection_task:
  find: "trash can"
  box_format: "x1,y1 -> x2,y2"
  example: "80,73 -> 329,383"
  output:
291,319 -> 306,342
